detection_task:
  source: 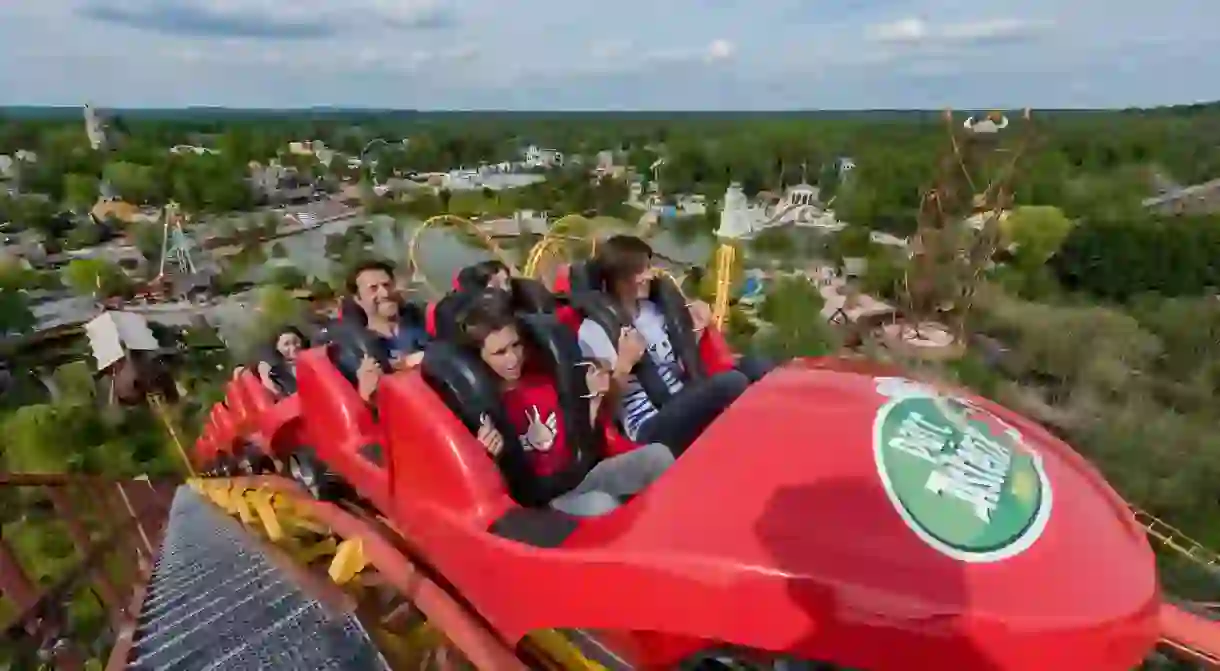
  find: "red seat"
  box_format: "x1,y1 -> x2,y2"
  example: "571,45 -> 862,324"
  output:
230,371 -> 301,458
295,347 -> 390,512
224,379 -> 252,432
210,404 -> 239,454
555,304 -> 582,333
378,370 -> 513,525
426,301 -> 439,337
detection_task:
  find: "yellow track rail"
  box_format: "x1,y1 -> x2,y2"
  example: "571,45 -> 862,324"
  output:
408,214 -> 518,295
524,214 -> 595,279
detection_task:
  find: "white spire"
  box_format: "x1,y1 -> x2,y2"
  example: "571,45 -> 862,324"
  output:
715,183 -> 753,239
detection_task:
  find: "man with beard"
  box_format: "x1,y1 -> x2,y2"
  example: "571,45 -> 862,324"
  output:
344,260 -> 430,401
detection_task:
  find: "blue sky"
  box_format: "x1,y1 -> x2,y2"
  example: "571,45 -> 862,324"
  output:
0,0 -> 1213,109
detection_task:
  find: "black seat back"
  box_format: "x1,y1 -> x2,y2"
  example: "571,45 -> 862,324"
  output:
509,277 -> 557,313
649,274 -> 706,381
421,313 -> 599,507
339,297 -> 367,327
325,318 -> 393,387
432,292 -> 472,342
421,340 -> 505,434
433,280 -> 556,344
566,261 -> 704,406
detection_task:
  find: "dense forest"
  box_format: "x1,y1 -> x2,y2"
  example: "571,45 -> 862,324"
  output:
2,102 -> 1220,666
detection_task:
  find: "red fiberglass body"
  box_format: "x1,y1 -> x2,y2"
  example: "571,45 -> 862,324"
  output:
194,305 -> 1160,670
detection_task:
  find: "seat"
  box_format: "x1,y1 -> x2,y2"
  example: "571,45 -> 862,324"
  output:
210,403 -> 239,455
507,277 -> 557,314
563,261 -> 704,408
233,371 -> 302,459
419,336 -> 585,546
429,279 -> 558,342
430,291 -> 473,342
420,313 -> 600,507
224,378 -> 253,432
295,346 -> 390,510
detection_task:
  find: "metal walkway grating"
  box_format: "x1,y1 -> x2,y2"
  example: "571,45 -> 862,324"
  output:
124,487 -> 391,671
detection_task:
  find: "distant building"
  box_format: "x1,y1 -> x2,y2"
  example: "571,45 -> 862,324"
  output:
0,151 -> 37,182
169,145 -> 219,156
83,104 -> 109,151
248,162 -> 314,204
523,145 -> 563,169
715,182 -> 845,238
1142,178 -> 1220,216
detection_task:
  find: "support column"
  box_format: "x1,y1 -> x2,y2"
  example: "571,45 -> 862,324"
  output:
45,487 -> 125,626
0,535 -> 37,612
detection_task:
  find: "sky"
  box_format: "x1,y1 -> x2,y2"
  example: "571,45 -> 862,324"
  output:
0,0 -> 1214,110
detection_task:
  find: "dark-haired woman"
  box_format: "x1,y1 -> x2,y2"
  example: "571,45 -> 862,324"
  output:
257,326 -> 307,397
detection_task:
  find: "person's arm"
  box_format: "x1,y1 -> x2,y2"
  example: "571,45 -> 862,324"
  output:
688,299 -> 713,339
476,413 -> 553,508
582,361 -> 611,428
578,319 -> 630,411
256,361 -> 278,394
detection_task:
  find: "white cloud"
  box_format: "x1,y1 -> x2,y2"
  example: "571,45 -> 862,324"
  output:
0,0 -> 1215,109
706,38 -> 735,62
867,17 -> 1051,45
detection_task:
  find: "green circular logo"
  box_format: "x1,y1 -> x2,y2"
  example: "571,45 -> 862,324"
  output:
872,378 -> 1052,563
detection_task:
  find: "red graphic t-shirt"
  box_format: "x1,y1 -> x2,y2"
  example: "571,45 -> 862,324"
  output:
502,372 -> 572,477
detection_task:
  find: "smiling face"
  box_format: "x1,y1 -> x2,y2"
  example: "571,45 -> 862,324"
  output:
355,268 -> 399,321
276,331 -> 303,362
480,325 -> 525,383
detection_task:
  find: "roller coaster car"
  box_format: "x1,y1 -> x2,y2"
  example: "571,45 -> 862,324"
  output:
280,291 -> 1160,668
198,269 -> 1161,668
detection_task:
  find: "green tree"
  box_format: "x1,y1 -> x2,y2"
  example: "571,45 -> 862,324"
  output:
754,277 -> 839,359
1001,205 -> 1074,269
0,288 -> 34,336
63,173 -> 100,211
238,286 -> 306,355
0,257 -> 37,336
102,161 -> 157,203
267,265 -> 308,290
61,258 -> 130,298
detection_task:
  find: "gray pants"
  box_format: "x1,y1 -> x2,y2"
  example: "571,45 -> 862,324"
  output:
550,442 -> 675,517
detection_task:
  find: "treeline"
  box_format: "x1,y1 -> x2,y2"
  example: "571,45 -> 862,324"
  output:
1054,216 -> 1220,301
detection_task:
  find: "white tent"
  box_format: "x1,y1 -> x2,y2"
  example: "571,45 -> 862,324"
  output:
85,311 -> 160,371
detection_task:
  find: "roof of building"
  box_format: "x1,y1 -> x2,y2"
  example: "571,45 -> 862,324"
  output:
90,200 -> 143,223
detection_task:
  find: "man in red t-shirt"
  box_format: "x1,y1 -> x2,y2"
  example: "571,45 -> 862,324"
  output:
459,291 -> 674,516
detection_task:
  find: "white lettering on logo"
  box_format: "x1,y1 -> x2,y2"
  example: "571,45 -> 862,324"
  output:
888,411 -> 1016,524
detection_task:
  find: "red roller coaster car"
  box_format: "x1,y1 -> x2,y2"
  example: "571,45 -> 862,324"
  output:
194,264 -> 1160,669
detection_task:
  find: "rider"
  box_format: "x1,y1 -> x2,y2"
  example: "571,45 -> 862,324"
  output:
345,259 -> 430,401
577,235 -> 764,453
256,326 -> 307,397
460,290 -> 674,517
456,259 -> 511,292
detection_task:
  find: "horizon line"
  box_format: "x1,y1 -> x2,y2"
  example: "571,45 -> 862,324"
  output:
1,100 -> 1217,113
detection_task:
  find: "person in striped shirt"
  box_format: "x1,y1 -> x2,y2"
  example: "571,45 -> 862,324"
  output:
577,236 -> 756,454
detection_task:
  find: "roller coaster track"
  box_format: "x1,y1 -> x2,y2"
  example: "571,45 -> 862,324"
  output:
0,472 -> 607,670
